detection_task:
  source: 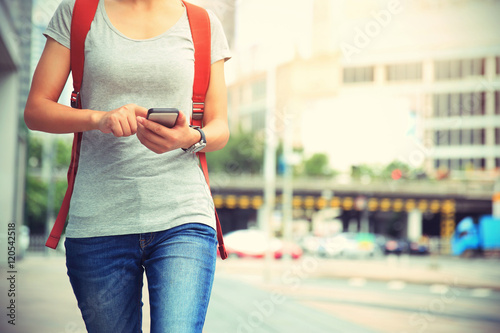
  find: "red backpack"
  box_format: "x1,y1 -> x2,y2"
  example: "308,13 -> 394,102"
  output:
45,0 -> 228,259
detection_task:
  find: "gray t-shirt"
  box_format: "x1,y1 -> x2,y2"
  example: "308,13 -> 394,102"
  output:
45,0 -> 231,238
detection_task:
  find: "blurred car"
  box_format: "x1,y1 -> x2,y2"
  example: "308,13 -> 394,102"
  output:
384,238 -> 409,255
385,238 -> 429,255
303,232 -> 382,258
221,229 -> 303,259
333,232 -> 382,258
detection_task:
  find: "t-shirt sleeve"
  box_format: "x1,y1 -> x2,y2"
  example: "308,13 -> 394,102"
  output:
43,0 -> 75,49
207,9 -> 231,64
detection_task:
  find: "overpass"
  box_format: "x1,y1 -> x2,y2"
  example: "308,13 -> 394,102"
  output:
208,174 -> 495,251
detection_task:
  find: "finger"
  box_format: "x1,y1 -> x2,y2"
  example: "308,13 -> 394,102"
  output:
137,121 -> 160,145
137,124 -> 164,154
138,121 -> 172,148
134,105 -> 149,118
110,122 -> 123,137
119,116 -> 132,136
128,112 -> 138,134
137,116 -> 166,137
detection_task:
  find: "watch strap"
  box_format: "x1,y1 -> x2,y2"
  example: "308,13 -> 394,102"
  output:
182,126 -> 206,153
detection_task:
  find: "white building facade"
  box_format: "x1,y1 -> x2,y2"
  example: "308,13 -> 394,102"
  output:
227,0 -> 500,176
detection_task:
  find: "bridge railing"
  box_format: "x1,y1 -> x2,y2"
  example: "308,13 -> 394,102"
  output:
208,173 -> 495,199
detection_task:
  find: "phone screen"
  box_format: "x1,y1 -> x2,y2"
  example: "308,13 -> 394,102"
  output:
147,108 -> 179,128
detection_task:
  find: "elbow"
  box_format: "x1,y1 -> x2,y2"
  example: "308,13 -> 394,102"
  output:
221,127 -> 230,149
24,106 -> 38,131
24,108 -> 35,131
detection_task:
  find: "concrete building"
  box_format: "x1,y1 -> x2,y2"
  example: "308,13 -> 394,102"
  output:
0,0 -> 32,264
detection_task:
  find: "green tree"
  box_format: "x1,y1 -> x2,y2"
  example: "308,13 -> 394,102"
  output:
303,153 -> 333,177
25,175 -> 48,234
25,136 -> 72,234
351,163 -> 380,180
55,138 -> 72,169
206,129 -> 264,175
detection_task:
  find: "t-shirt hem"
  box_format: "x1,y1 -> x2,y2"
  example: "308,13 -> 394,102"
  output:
64,217 -> 216,238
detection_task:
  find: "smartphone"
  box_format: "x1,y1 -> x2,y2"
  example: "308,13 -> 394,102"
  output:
146,108 -> 179,128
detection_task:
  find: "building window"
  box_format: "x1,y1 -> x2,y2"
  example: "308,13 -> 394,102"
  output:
386,63 -> 422,81
449,93 -> 461,117
496,158 -> 500,168
436,159 -> 450,170
461,129 -> 472,145
480,158 -> 486,169
496,91 -> 500,115
433,92 -> 485,117
435,58 -> 485,80
496,57 -> 500,75
472,128 -> 485,145
435,129 -> 449,146
473,92 -> 485,115
460,93 -> 472,116
450,129 -> 460,145
496,127 -> 500,145
434,130 -> 440,146
432,95 -> 439,117
343,66 -> 374,83
433,94 -> 450,118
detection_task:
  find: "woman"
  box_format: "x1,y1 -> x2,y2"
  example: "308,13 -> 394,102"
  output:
24,0 -> 231,331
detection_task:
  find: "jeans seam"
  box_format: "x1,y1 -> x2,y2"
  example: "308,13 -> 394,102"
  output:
140,232 -> 155,249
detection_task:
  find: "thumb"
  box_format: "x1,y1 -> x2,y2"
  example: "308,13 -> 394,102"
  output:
176,110 -> 189,127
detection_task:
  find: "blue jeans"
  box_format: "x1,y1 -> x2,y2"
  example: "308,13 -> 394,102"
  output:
65,223 -> 217,333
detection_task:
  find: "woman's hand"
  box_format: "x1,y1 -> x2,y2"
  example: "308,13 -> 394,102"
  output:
136,111 -> 200,154
93,104 -> 148,137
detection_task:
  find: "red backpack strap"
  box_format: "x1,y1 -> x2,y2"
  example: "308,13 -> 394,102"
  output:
46,0 -> 99,249
183,1 -> 228,260
70,0 -> 100,109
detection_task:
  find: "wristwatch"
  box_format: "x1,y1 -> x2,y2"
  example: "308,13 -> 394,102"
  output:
182,125 -> 207,153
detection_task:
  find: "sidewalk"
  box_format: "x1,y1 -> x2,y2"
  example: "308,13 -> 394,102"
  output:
1,252 -> 499,333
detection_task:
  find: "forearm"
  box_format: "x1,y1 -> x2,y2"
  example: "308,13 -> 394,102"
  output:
24,96 -> 102,134
198,118 -> 230,152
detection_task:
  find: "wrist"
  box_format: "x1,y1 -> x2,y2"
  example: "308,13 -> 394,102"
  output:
88,110 -> 103,131
182,126 -> 206,153
182,127 -> 202,150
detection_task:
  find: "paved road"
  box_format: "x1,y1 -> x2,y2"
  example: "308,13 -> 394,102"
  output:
1,253 -> 499,333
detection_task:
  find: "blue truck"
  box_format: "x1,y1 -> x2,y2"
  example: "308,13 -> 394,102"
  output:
451,215 -> 500,257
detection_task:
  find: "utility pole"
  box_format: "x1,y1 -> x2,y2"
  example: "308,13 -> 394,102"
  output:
282,112 -> 293,260
262,66 -> 277,281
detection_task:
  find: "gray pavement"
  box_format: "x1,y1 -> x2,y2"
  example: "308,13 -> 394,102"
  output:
1,252 -> 499,333
214,254 -> 500,291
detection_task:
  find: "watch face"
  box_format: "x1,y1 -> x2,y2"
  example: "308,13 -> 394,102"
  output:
192,141 -> 207,153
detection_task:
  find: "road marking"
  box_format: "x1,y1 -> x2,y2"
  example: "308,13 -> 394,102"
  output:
470,288 -> 492,298
348,277 -> 367,287
387,280 -> 406,290
429,284 -> 449,294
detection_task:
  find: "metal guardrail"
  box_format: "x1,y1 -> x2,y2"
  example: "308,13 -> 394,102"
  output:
209,174 -> 496,200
